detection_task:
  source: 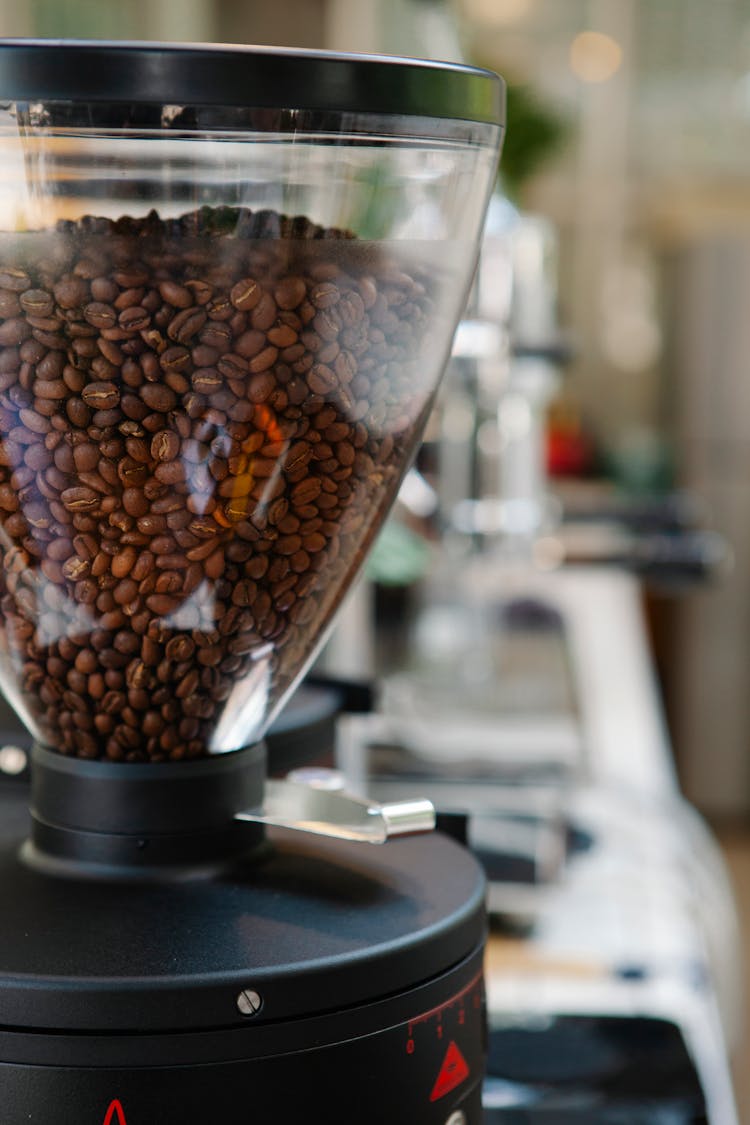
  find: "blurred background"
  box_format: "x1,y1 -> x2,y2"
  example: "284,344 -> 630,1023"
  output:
1,0 -> 750,1118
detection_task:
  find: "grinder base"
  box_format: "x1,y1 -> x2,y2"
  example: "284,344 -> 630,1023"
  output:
0,778 -> 486,1124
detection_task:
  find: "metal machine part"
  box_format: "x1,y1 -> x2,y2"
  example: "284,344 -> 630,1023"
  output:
240,777 -> 435,842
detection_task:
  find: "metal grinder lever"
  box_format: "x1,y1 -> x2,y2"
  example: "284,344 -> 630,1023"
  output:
236,780 -> 435,843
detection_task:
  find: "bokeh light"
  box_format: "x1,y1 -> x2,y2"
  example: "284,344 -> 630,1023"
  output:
570,30 -> 623,83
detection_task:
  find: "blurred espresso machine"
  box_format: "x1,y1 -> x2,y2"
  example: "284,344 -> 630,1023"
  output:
331,195 -> 741,1124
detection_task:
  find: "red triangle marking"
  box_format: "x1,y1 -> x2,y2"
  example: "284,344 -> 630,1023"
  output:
429,1040 -> 470,1102
102,1101 -> 127,1125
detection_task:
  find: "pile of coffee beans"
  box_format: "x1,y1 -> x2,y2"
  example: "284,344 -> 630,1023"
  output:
0,207 -> 434,760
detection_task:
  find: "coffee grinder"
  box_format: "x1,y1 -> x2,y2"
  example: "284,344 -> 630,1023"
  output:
0,41 -> 504,1124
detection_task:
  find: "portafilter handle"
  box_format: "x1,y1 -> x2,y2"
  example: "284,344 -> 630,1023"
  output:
236,779 -> 435,844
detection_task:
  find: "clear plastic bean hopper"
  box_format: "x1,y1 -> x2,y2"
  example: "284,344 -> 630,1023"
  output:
0,41 -> 504,1123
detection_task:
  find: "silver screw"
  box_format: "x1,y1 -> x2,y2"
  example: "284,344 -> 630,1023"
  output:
237,989 -> 263,1017
445,1113 -> 467,1125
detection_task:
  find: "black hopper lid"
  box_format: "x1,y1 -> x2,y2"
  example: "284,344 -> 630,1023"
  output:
0,40 -> 505,126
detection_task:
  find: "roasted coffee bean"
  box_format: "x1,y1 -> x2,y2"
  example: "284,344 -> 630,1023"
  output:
21,289 -> 54,317
119,305 -> 151,332
150,429 -> 180,462
83,302 -> 117,330
0,267 -> 31,292
141,382 -> 176,412
61,486 -> 99,512
168,306 -> 206,344
91,277 -> 119,302
274,276 -> 307,310
82,381 -> 120,410
158,280 -> 193,308
113,632 -> 140,656
114,578 -> 139,606
249,345 -> 278,374
121,488 -> 148,518
0,203 -> 424,759
230,278 -> 262,311
146,593 -> 180,616
0,317 -> 30,345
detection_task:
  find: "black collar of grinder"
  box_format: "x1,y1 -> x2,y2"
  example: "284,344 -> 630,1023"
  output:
26,742 -> 266,880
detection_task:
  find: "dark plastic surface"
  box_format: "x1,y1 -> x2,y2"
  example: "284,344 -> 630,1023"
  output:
0,40 -> 505,125
30,742 -> 265,834
26,742 -> 266,877
483,1015 -> 708,1122
0,955 -> 485,1125
0,779 -> 485,1033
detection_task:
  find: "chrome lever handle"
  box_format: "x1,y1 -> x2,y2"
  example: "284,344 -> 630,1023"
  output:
236,779 -> 435,844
